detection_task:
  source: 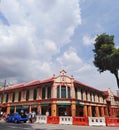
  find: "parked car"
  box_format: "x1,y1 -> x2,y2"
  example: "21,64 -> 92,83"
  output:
6,112 -> 28,123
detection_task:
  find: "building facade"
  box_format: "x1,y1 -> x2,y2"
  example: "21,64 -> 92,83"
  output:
0,70 -> 119,117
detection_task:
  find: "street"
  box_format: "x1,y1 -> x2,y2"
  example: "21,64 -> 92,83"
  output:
0,121 -> 119,130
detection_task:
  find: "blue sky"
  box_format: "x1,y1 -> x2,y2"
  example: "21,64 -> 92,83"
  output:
0,0 -> 119,94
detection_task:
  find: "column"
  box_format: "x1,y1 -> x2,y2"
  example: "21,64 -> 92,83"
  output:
6,104 -> 10,115
71,102 -> 76,116
95,106 -> 99,117
83,105 -> 87,117
51,103 -> 57,116
14,106 -> 16,113
88,105 -> 92,117
29,105 -> 32,113
104,107 -> 108,116
37,104 -> 41,115
100,107 -> 104,117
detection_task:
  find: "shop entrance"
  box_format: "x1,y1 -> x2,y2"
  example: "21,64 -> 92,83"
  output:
58,107 -> 66,116
92,106 -> 96,117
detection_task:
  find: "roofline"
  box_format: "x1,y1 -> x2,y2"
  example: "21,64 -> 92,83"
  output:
0,77 -> 54,92
74,80 -> 104,94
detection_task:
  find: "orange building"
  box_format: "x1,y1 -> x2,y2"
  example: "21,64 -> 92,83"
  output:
0,70 -> 119,117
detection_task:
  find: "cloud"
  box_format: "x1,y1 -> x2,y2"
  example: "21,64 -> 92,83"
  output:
0,0 -> 81,83
82,35 -> 95,45
57,47 -> 82,70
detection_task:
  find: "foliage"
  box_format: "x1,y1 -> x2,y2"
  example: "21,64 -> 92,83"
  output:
93,33 -> 119,89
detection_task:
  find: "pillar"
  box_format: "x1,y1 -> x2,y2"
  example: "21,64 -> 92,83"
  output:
88,105 -> 92,117
95,106 -> 99,117
100,107 -> 104,117
83,105 -> 87,117
104,107 -> 108,116
37,104 -> 41,115
71,103 -> 76,116
29,105 -> 32,113
6,104 -> 10,115
51,103 -> 57,116
14,106 -> 16,113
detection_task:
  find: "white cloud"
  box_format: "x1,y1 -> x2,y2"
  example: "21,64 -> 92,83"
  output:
83,35 -> 95,45
0,0 -> 81,83
57,48 -> 82,68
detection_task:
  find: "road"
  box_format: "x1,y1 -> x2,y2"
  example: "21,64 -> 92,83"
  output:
0,121 -> 119,130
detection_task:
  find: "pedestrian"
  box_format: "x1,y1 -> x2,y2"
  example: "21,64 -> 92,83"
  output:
29,113 -> 32,123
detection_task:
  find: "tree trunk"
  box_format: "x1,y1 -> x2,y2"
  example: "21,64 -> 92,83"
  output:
114,72 -> 119,89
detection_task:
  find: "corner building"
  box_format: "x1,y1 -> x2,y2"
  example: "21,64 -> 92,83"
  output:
0,70 -> 119,117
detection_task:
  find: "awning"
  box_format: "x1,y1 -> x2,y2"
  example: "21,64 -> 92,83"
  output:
10,106 -> 15,110
76,101 -> 84,106
40,103 -> 50,107
16,105 -> 22,109
57,103 -> 71,106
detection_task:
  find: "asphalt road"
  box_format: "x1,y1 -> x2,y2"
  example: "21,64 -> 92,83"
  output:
0,121 -> 119,130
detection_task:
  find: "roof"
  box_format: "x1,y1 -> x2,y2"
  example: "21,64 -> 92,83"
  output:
0,77 -> 54,92
74,80 -> 104,94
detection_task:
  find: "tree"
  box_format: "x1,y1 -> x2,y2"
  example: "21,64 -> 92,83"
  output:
93,33 -> 119,89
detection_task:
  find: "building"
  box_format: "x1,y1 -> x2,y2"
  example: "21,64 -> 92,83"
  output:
0,70 -> 119,117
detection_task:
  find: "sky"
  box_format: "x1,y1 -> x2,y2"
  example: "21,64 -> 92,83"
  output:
0,0 -> 119,94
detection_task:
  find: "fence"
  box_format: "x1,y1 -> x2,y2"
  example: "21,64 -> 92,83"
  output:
35,116 -> 119,127
73,117 -> 88,126
88,117 -> 106,126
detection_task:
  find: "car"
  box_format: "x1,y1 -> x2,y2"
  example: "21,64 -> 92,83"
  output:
6,112 -> 28,123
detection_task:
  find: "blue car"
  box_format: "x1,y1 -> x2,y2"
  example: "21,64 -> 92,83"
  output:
6,112 -> 28,123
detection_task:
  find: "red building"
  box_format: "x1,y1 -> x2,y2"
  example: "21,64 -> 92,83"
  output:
0,70 -> 119,117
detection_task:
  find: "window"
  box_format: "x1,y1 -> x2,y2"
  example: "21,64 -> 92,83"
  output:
93,93 -> 95,102
18,91 -> 21,101
81,89 -> 83,100
90,93 -> 92,101
61,86 -> 66,98
42,87 -> 45,99
6,93 -> 8,103
12,92 -> 15,102
57,86 -> 70,98
26,90 -> 29,101
75,87 -> 78,99
68,87 -> 70,98
47,87 -> 51,98
86,91 -> 88,101
33,88 -> 37,100
57,86 -> 60,98
98,95 -> 100,102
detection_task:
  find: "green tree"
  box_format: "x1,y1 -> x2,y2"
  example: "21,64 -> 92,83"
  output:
93,33 -> 119,89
